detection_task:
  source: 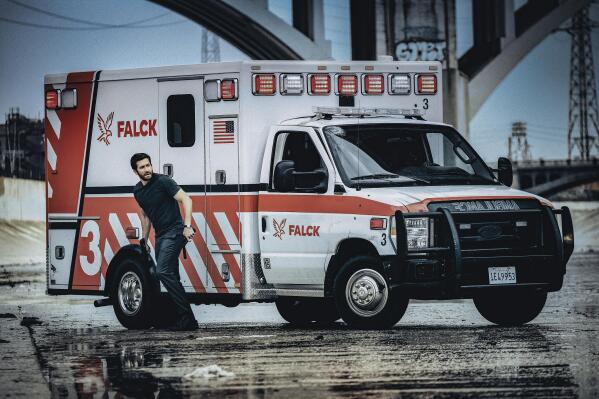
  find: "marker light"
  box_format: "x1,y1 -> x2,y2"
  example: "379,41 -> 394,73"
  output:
416,74 -> 437,94
45,90 -> 60,109
370,217 -> 387,230
388,74 -> 411,95
337,74 -> 358,95
280,74 -> 304,95
220,79 -> 238,100
309,74 -> 331,95
253,74 -> 276,95
204,80 -> 220,101
363,74 -> 384,95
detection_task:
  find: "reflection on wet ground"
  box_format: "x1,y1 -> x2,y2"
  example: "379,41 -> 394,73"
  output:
1,253 -> 598,398
40,324 -> 579,398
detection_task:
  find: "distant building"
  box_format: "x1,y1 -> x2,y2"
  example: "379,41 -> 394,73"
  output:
0,108 -> 44,180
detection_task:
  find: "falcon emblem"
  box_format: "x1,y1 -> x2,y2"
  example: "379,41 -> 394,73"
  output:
97,112 -> 114,145
273,218 -> 286,240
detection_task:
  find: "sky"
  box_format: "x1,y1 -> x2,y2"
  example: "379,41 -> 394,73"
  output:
1,0 -> 598,162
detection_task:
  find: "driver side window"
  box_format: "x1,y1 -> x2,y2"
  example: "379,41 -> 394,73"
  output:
270,131 -> 327,192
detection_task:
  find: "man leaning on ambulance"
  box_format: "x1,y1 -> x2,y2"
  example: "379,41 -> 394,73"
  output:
130,152 -> 199,331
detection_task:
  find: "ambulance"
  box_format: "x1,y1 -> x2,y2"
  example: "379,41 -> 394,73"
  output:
44,60 -> 574,329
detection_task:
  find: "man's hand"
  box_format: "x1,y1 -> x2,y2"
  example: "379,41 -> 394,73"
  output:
183,226 -> 195,241
140,238 -> 150,254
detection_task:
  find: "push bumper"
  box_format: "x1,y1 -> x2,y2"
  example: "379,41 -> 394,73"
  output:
385,206 -> 574,300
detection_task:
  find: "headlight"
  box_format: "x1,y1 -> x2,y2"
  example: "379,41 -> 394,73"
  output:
406,217 -> 429,250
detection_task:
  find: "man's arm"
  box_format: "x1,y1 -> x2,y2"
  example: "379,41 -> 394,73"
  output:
140,207 -> 152,242
174,189 -> 194,240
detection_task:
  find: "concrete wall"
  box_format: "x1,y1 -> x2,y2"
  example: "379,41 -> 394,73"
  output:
0,177 -> 45,222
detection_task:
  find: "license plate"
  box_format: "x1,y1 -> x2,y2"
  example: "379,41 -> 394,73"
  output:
488,266 -> 517,285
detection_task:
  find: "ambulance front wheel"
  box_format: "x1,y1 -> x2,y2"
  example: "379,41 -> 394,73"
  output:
111,258 -> 155,330
334,256 -> 408,329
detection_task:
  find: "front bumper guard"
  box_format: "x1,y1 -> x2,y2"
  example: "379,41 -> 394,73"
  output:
392,206 -> 574,296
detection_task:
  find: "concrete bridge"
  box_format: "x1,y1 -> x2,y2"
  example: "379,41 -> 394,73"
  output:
513,159 -> 599,196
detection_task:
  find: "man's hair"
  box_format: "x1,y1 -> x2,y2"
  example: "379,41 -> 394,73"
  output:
130,153 -> 151,170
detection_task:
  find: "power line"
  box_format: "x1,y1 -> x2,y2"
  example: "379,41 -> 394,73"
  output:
0,16 -> 187,30
4,0 -> 171,28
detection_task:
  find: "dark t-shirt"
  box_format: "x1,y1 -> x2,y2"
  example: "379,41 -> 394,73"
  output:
133,173 -> 184,238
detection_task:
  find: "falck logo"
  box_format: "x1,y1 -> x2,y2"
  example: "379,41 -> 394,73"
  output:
273,218 -> 286,240
97,112 -> 114,145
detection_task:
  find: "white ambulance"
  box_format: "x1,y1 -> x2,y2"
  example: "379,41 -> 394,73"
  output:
44,61 -> 574,329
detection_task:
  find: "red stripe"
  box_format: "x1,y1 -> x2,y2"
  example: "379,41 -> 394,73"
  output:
205,210 -> 242,285
190,218 -> 229,294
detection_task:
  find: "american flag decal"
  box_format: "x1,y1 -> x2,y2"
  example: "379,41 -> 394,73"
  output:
213,120 -> 235,144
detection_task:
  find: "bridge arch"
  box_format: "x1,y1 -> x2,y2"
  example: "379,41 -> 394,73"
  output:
529,170 -> 599,197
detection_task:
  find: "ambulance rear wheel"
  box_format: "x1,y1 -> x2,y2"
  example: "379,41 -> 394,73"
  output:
111,259 -> 155,330
474,291 -> 547,326
334,256 -> 408,329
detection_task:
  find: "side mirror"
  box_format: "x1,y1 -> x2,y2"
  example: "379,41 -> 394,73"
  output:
273,160 -> 296,192
293,168 -> 328,193
497,157 -> 513,187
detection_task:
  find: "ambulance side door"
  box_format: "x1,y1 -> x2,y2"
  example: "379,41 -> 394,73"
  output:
158,78 -> 208,292
258,127 -> 336,287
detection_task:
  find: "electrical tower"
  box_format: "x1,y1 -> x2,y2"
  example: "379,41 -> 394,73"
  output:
201,29 -> 221,63
565,6 -> 599,160
508,121 -> 532,162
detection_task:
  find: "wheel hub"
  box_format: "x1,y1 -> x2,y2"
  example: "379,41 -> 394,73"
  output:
118,271 -> 143,316
346,269 -> 389,317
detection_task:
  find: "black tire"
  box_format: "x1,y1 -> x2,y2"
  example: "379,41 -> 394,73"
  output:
111,258 -> 156,330
473,291 -> 547,326
333,256 -> 408,329
275,297 -> 340,326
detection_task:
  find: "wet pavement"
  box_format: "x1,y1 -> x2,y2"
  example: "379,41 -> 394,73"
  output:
0,253 -> 598,398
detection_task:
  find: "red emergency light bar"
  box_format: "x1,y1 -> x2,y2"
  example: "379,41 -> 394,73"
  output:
253,74 -> 276,95
309,74 -> 331,95
337,74 -> 358,96
45,90 -> 60,109
363,74 -> 384,95
416,74 -> 437,94
220,79 -> 238,100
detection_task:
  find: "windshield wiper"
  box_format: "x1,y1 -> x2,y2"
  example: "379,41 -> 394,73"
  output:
351,173 -> 401,181
351,173 -> 431,184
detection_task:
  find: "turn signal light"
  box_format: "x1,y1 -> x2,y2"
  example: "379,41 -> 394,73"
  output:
363,74 -> 384,95
416,74 -> 437,94
220,79 -> 238,100
337,74 -> 358,95
253,74 -> 276,95
309,74 -> 331,95
45,90 -> 60,109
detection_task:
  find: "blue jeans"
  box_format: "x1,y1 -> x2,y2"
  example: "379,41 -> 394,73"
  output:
154,228 -> 196,325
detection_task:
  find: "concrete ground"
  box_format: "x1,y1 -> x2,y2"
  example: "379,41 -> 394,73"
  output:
0,252 -> 598,398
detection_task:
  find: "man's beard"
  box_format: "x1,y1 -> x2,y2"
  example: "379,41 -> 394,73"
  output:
138,170 -> 153,181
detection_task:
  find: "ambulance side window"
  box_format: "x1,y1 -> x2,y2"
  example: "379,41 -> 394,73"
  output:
167,94 -> 195,147
270,131 -> 326,191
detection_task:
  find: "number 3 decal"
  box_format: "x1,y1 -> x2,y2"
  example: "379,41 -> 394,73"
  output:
381,233 -> 387,246
80,220 -> 102,276
423,98 -> 429,110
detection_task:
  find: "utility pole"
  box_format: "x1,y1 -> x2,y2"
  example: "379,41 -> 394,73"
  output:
561,6 -> 599,160
508,121 -> 531,162
201,28 -> 221,63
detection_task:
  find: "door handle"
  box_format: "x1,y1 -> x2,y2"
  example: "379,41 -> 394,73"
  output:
163,164 -> 173,177
215,170 -> 226,185
261,216 -> 267,233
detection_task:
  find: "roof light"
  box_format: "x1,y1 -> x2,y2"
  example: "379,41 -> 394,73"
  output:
204,80 -> 220,101
313,106 -> 423,117
416,74 -> 437,94
61,89 -> 77,109
388,74 -> 411,95
45,90 -> 60,109
280,74 -> 304,95
308,74 -> 331,95
253,74 -> 276,95
363,74 -> 384,95
337,74 -> 358,96
220,79 -> 238,100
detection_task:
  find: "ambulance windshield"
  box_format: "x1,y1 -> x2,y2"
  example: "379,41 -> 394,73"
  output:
322,124 -> 496,187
